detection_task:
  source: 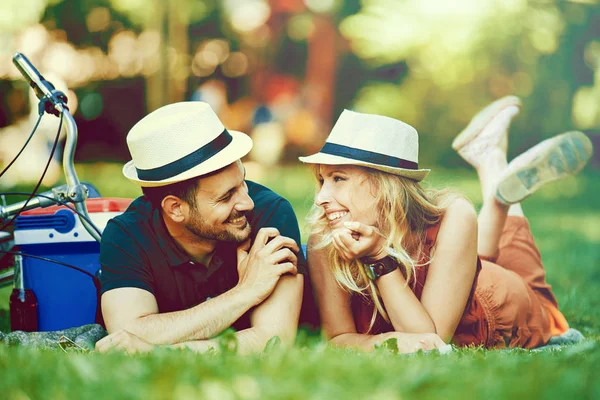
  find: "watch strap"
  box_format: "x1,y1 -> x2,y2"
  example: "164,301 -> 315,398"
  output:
363,256 -> 399,280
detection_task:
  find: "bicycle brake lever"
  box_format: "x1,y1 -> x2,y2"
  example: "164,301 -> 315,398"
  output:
12,52 -> 68,117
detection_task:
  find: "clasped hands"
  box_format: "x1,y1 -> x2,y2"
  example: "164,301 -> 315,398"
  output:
236,227 -> 299,305
332,221 -> 387,262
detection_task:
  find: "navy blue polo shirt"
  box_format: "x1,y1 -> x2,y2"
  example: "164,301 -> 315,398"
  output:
98,180 -> 307,331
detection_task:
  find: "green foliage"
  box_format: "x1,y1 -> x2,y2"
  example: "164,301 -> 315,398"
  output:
263,335 -> 281,353
0,340 -> 599,399
373,337 -> 399,354
340,0 -> 600,168
217,328 -> 238,354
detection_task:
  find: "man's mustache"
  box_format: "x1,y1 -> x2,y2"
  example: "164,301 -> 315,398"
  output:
227,211 -> 247,222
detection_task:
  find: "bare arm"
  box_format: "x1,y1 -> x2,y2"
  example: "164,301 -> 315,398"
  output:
101,285 -> 258,344
231,273 -> 303,354
376,270 -> 436,333
329,223 -> 436,335
307,234 -> 444,353
419,199 -> 478,342
174,274 -> 303,354
330,331 -> 444,352
376,198 -> 478,341
99,274 -> 304,354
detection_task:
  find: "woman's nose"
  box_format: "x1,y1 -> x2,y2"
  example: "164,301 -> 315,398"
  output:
315,185 -> 331,206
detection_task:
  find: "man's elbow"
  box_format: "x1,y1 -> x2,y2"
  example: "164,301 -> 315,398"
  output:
106,313 -> 154,338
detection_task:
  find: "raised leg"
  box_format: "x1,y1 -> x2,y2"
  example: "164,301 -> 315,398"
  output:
495,131 -> 594,205
475,148 -> 513,258
452,96 -> 522,257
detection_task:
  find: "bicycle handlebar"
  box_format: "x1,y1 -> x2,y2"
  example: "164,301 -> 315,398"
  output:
12,53 -> 68,117
0,53 -> 102,243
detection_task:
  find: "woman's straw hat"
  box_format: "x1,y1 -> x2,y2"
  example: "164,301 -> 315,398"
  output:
122,102 -> 253,187
299,110 -> 430,181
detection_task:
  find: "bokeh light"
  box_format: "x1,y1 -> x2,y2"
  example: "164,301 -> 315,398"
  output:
287,14 -> 314,42
225,0 -> 271,33
222,52 -> 249,77
0,0 -> 597,185
304,0 -> 340,14
86,7 -> 111,33
79,92 -> 104,120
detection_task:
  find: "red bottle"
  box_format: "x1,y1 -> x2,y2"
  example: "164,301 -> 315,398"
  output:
9,253 -> 38,332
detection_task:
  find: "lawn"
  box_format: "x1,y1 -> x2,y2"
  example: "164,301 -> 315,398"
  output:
0,163 -> 599,399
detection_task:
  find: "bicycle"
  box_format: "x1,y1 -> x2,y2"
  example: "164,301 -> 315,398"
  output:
0,53 -> 131,332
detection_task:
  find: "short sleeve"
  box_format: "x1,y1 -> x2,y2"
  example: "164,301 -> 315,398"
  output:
99,219 -> 155,294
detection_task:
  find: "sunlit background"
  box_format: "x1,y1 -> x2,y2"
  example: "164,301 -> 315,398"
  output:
0,0 -> 599,188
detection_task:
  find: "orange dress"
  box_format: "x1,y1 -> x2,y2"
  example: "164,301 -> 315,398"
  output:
351,216 -> 569,349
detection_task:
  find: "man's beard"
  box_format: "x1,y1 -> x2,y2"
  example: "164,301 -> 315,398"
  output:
185,207 -> 251,243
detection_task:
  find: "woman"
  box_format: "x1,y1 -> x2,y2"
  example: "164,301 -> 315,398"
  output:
300,96 -> 593,351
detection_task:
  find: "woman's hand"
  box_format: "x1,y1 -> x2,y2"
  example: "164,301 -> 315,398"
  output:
382,332 -> 446,353
332,221 -> 387,261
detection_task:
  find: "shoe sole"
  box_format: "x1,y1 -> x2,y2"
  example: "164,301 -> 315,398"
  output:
452,96 -> 522,151
495,131 -> 594,204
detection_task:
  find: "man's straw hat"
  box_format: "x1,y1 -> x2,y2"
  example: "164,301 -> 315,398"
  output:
123,102 -> 252,187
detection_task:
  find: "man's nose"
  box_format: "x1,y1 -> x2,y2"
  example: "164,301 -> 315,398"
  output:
236,191 -> 254,212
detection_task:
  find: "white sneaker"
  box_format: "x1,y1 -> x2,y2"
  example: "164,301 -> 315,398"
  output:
452,96 -> 521,168
495,131 -> 594,204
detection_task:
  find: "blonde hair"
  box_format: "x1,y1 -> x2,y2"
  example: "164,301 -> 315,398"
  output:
307,165 -> 463,331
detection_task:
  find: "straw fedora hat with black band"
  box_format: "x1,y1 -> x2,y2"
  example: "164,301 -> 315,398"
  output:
123,102 -> 253,187
299,110 -> 430,181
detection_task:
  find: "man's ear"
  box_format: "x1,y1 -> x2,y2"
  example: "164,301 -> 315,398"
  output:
161,195 -> 186,223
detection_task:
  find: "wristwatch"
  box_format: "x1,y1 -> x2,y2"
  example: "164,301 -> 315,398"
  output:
362,256 -> 399,281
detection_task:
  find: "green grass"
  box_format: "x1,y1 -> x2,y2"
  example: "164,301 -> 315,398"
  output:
1,164 -> 599,399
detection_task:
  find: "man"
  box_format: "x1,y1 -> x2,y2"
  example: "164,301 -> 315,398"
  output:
95,101 -> 305,354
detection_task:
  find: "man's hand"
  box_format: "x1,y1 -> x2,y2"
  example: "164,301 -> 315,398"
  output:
236,227 -> 299,305
332,221 -> 387,261
95,329 -> 155,354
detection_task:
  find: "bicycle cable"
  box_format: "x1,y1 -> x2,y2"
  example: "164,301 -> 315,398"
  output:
0,109 -> 63,232
0,192 -> 103,237
0,249 -> 98,283
0,112 -> 44,179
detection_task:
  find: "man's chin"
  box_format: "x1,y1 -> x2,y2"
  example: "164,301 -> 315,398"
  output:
227,224 -> 251,243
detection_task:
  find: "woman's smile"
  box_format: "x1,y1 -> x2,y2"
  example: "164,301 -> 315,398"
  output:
327,210 -> 349,226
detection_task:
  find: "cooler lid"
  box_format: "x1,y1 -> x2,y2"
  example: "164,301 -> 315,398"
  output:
19,198 -> 132,216
13,198 -> 132,243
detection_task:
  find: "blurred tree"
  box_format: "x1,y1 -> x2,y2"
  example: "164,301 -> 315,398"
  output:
40,0 -> 217,109
338,0 -> 600,167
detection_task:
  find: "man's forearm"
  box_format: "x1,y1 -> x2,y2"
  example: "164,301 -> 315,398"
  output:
124,286 -> 257,344
169,327 -> 277,355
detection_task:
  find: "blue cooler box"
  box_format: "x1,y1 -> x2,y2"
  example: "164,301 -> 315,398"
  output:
13,198 -> 131,331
